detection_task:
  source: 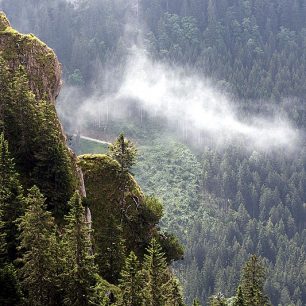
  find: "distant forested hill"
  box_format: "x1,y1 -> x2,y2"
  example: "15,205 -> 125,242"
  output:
3,0 -> 306,103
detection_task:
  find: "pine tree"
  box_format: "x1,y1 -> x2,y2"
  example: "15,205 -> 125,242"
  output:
0,209 -> 6,264
96,214 -> 126,283
0,133 -> 24,261
0,264 -> 23,306
209,293 -> 227,306
0,209 -> 22,306
0,134 -> 23,306
143,238 -> 171,306
165,276 -> 186,306
1,59 -> 76,221
192,299 -> 201,306
119,251 -> 144,306
233,286 -> 245,306
17,186 -> 58,306
62,191 -> 97,306
109,133 -> 137,173
109,133 -> 137,213
240,255 -> 271,306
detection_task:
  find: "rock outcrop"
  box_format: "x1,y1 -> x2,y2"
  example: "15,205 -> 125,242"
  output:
0,12 -> 84,217
0,12 -> 61,104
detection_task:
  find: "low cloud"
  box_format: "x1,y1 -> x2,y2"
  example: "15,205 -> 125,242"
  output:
58,47 -> 300,151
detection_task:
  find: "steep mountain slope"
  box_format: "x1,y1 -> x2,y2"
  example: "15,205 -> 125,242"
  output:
0,13 -> 185,305
0,12 -> 79,218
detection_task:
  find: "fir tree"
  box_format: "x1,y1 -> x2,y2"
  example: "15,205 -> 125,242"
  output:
0,133 -> 24,261
165,276 -> 186,306
0,209 -> 6,263
109,133 -> 137,173
17,186 -> 58,306
143,238 -> 171,306
119,251 -> 144,306
209,293 -> 227,306
1,60 -> 76,220
0,264 -> 23,306
109,133 -> 137,215
233,286 -> 245,306
96,214 -> 126,283
0,209 -> 23,306
240,255 -> 271,306
62,191 -> 97,306
192,299 -> 201,306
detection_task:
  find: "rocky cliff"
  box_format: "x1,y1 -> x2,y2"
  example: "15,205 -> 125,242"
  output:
0,12 -> 81,218
0,12 -> 61,104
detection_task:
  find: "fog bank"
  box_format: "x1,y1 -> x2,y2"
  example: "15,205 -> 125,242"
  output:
59,47 -> 299,151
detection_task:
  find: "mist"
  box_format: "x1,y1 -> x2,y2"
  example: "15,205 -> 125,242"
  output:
58,47 -> 299,151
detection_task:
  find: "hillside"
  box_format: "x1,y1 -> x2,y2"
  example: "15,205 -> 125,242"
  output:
1,1 -> 306,305
0,14 -> 185,305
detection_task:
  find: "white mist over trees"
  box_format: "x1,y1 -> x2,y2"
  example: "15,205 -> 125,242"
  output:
58,46 -> 300,151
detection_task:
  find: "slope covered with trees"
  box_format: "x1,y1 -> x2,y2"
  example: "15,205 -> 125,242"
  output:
0,14 -> 186,305
1,1 -> 306,305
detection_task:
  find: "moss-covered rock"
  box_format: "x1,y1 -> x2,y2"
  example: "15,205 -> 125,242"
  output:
78,154 -> 163,281
78,154 -> 146,241
78,154 -> 144,212
0,11 -> 61,104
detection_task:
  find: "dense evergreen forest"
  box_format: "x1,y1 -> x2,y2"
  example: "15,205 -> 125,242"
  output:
1,0 -> 306,305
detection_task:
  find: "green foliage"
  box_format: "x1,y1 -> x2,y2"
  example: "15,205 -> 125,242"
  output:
5,1 -> 306,304
239,255 -> 270,306
209,293 -> 228,306
78,154 -> 139,278
0,264 -> 23,306
142,238 -> 171,305
78,153 -> 183,276
142,195 -> 164,225
192,299 -> 201,306
119,251 -> 144,306
17,186 -> 59,306
109,133 -> 137,173
135,138 -> 202,238
165,276 -> 186,306
91,274 -> 122,306
209,256 -> 270,306
96,214 -> 126,284
0,133 -> 24,261
62,191 -> 97,305
0,15 -> 186,306
0,209 -> 6,263
0,56 -> 77,220
233,286 -> 245,306
158,232 -> 184,264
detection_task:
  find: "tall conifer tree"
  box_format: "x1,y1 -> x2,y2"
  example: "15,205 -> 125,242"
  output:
0,133 -> 24,261
233,286 -> 245,306
192,299 -> 201,306
240,255 -> 271,306
165,276 -> 186,306
119,251 -> 144,306
143,238 -> 171,306
17,186 -> 58,306
62,191 -> 96,306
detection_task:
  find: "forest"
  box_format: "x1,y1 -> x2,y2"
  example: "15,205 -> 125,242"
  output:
0,0 -> 306,305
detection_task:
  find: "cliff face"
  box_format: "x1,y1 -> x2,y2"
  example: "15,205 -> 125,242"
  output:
0,12 -> 61,104
0,12 -> 81,218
